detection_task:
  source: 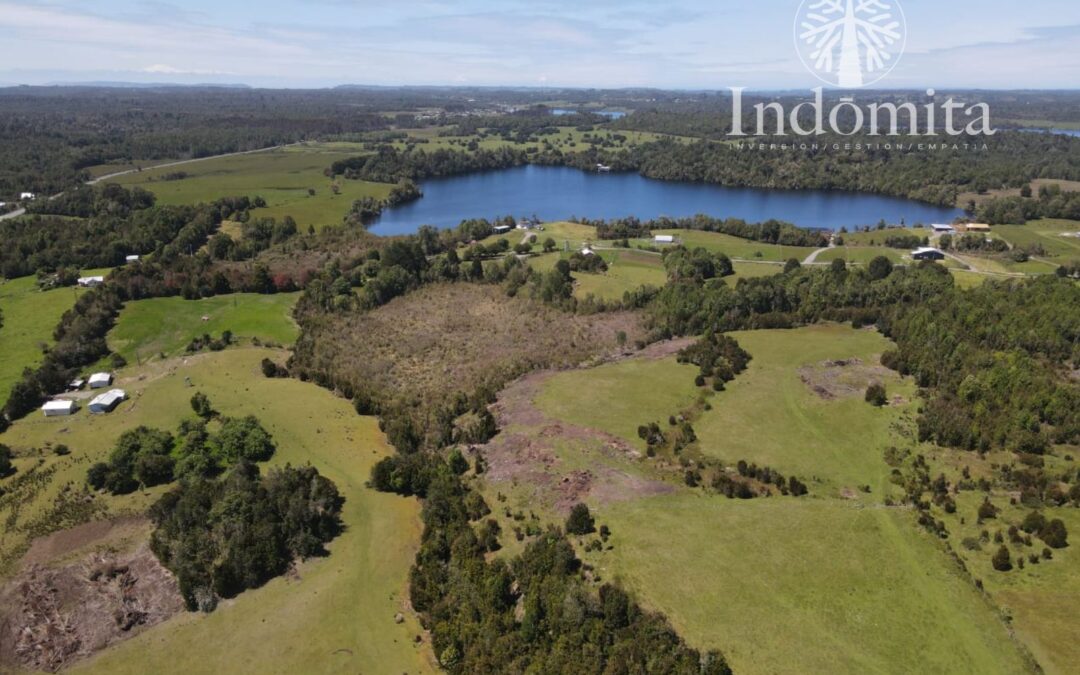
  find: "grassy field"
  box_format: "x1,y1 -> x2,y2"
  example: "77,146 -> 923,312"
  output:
815,246 -> 905,266
726,260 -> 783,284
0,274 -> 103,402
574,250 -> 667,301
840,227 -> 932,246
992,219 -> 1080,261
112,144 -> 393,231
1,348 -> 433,674
516,325 -> 1035,673
637,229 -> 818,262
107,293 -> 300,363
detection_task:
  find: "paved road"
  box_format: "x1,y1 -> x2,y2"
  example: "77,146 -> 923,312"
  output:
0,143 -> 295,222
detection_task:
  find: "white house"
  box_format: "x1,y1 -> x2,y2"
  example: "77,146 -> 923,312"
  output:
88,389 -> 126,414
77,276 -> 105,287
654,234 -> 675,244
88,372 -> 113,389
125,255 -> 141,263
20,192 -> 35,200
42,400 -> 76,417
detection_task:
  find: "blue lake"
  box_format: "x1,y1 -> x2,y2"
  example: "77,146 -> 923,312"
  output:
369,165 -> 963,235
551,108 -> 626,119
1019,128 -> 1080,138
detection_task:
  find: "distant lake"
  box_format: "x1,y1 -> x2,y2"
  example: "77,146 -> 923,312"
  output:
1018,128 -> 1080,138
551,108 -> 627,120
369,165 -> 963,235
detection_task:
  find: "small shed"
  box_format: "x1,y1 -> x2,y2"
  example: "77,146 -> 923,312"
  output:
88,372 -> 113,389
125,255 -> 141,263
931,224 -> 954,233
912,247 -> 946,261
88,389 -> 126,414
42,400 -> 76,417
69,378 -> 86,391
959,223 -> 991,233
580,246 -> 595,256
77,276 -> 105,287
654,234 -> 675,244
20,192 -> 35,200
493,225 -> 512,235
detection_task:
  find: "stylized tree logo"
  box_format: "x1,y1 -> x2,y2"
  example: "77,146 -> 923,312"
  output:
795,0 -> 906,88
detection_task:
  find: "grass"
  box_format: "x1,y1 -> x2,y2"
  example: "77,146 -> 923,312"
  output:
112,144 -> 392,231
1,348 -> 433,674
992,219 -> 1080,261
725,261 -> 783,284
0,273 -> 103,401
815,246 -> 905,266
107,293 -> 300,363
840,227 -> 932,246
512,325 -> 1035,673
594,495 -> 1031,675
637,230 -> 818,263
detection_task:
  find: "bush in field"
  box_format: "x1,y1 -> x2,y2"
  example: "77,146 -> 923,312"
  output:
566,503 -> 596,535
992,545 -> 1012,571
1041,519 -> 1069,549
0,444 -> 13,477
865,383 -> 887,407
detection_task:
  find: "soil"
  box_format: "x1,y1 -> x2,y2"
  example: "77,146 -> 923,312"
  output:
478,341 -> 686,514
0,520 -> 184,673
798,356 -> 895,400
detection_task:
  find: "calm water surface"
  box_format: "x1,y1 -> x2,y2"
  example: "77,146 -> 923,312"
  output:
369,165 -> 963,235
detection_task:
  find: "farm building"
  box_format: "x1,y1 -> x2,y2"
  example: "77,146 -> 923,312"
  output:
20,192 -> 35,200
958,223 -> 991,233
912,247 -> 946,261
931,224 -> 954,233
493,225 -> 512,234
580,246 -> 596,256
654,234 -> 675,244
88,389 -> 126,414
42,400 -> 76,417
125,255 -> 141,263
88,372 -> 113,389
69,378 -> 86,391
77,276 -> 105,287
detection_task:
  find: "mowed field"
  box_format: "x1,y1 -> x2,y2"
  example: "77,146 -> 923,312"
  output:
1,348 -> 434,674
500,325 -> 1035,674
111,144 -> 393,231
107,293 -> 300,363
638,229 -> 819,262
0,273 -> 102,401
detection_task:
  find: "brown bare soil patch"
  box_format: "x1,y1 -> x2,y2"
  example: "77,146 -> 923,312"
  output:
798,357 -> 894,400
292,283 -> 646,439
478,344 -> 684,514
0,540 -> 183,672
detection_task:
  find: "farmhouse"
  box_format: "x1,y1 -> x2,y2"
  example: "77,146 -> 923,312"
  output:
88,389 -> 126,414
654,234 -> 675,244
77,276 -> 105,287
42,399 -> 76,417
912,247 -> 946,261
88,372 -> 113,389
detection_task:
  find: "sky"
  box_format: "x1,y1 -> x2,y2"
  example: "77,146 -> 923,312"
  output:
1,0 -> 1079,89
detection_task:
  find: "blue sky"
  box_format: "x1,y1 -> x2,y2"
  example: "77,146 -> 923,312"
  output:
1,0 -> 1079,89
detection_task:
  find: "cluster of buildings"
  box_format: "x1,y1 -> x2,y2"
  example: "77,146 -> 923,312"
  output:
39,372 -> 126,417
930,223 -> 992,235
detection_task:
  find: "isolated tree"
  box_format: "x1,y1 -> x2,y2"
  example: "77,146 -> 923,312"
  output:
868,255 -> 893,280
566,503 -> 595,535
1041,519 -> 1068,549
783,258 -> 801,273
190,392 -> 214,419
0,443 -> 12,477
992,545 -> 1012,571
865,383 -> 887,406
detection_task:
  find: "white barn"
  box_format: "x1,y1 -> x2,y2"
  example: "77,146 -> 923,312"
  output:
88,389 -> 126,414
654,234 -> 675,244
88,372 -> 113,389
42,400 -> 76,417
125,255 -> 141,263
77,276 -> 105,287
20,192 -> 35,200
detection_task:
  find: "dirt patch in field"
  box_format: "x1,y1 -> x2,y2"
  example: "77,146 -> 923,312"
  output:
798,357 -> 894,400
0,542 -> 183,672
479,342 -> 686,513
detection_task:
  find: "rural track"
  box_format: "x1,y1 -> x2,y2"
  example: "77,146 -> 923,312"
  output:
0,143 -> 301,222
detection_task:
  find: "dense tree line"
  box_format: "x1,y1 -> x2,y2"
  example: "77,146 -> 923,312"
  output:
646,261 -> 1079,455
974,184 -> 1080,224
150,461 -> 343,612
584,215 -> 828,248
330,146 -> 528,183
372,456 -> 730,673
0,186 -> 251,278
